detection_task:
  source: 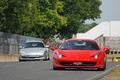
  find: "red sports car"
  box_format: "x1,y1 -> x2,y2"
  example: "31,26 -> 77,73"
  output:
51,38 -> 109,71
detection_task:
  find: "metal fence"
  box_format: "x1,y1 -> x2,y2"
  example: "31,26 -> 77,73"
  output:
95,34 -> 120,54
95,35 -> 120,50
95,34 -> 104,47
0,32 -> 43,54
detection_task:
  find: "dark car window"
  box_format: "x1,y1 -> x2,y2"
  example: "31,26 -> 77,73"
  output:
24,42 -> 45,48
116,57 -> 120,59
60,40 -> 99,50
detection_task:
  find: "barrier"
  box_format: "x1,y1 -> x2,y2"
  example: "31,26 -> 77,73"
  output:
109,50 -> 120,54
0,54 -> 19,62
0,32 -> 43,54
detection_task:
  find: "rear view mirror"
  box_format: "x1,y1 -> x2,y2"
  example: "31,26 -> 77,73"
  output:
19,46 -> 23,49
50,47 -> 56,51
45,45 -> 49,48
103,47 -> 110,51
103,47 -> 110,54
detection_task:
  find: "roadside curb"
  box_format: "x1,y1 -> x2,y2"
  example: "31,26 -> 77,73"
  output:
88,64 -> 120,80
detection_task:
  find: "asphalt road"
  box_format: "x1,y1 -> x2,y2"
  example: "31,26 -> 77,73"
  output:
0,60 -> 119,80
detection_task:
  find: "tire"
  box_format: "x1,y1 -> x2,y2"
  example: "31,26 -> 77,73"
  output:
19,59 -> 22,62
53,66 -> 60,70
47,57 -> 50,60
53,66 -> 65,70
47,53 -> 50,60
19,59 -> 24,62
98,61 -> 106,71
43,53 -> 47,61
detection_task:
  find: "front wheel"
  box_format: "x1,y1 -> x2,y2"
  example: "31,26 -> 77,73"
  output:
98,61 -> 106,71
47,53 -> 50,60
53,66 -> 60,70
53,66 -> 65,70
43,53 -> 47,61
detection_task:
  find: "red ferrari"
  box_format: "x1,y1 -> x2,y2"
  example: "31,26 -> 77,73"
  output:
51,38 -> 110,71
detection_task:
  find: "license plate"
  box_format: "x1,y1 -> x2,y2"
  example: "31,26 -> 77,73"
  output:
73,62 -> 82,65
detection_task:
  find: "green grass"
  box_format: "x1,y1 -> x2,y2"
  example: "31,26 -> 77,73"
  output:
108,66 -> 120,77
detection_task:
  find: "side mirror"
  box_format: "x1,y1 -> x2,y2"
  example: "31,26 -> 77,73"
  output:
19,46 -> 23,49
102,47 -> 110,54
50,46 -> 56,51
100,46 -> 110,52
45,45 -> 49,48
103,47 -> 110,51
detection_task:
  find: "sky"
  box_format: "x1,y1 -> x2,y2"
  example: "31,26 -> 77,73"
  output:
86,0 -> 120,23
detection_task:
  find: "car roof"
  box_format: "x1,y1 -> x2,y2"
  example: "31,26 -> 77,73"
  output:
65,38 -> 96,42
25,40 -> 44,43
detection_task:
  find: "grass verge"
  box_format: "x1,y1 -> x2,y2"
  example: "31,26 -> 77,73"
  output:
108,65 -> 120,77
100,65 -> 120,80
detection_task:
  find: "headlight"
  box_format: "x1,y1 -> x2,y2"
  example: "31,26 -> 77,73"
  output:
92,51 -> 100,59
20,50 -> 25,54
56,51 -> 62,58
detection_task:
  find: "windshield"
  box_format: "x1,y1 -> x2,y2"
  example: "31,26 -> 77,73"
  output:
24,42 -> 45,48
60,40 -> 99,50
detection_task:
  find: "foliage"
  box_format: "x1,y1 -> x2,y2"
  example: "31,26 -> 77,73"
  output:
78,22 -> 98,33
30,0 -> 67,39
0,0 -> 8,29
57,0 -> 101,39
0,0 -> 38,34
0,0 -> 102,40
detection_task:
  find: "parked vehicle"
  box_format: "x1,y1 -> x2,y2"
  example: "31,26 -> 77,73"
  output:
19,40 -> 50,61
113,57 -> 120,62
51,38 -> 109,71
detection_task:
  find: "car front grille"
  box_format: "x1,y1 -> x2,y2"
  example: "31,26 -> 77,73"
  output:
22,55 -> 41,58
60,62 -> 96,66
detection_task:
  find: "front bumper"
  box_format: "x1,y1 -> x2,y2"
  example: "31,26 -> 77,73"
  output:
53,58 -> 104,68
19,55 -> 45,61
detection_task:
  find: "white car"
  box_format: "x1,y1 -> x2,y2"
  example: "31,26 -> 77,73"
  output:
19,40 -> 50,61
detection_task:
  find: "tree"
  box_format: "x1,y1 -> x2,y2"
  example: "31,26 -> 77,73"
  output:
0,0 -> 38,35
0,0 -> 101,40
26,0 -> 67,39
57,0 -> 101,39
77,22 -> 98,33
0,0 -> 8,30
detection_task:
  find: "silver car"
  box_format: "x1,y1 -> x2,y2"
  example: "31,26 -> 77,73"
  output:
19,41 -> 50,61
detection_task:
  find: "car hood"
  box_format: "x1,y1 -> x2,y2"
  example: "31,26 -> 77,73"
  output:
58,50 -> 99,59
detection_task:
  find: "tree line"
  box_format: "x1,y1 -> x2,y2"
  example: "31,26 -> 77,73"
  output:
0,0 -> 101,40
